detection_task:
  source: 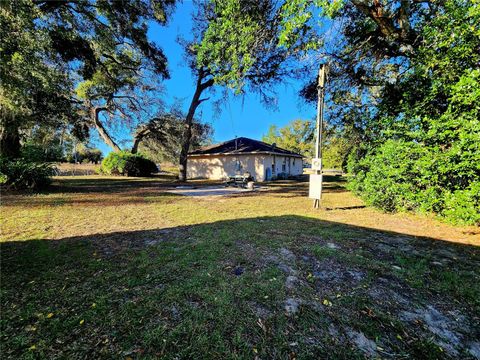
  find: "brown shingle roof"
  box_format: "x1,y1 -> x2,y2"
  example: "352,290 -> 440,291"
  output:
188,137 -> 303,157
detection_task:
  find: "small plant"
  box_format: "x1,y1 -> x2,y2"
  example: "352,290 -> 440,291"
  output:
101,151 -> 158,177
0,157 -> 56,190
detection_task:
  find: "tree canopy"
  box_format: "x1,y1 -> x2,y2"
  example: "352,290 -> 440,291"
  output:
176,0 -> 300,181
277,0 -> 480,224
1,0 -> 175,157
133,111 -> 213,164
262,120 -> 315,158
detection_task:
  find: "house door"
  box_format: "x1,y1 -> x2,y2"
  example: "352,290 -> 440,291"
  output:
265,167 -> 271,181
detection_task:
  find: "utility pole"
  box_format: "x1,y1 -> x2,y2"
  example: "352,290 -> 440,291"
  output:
309,63 -> 328,209
315,64 -> 327,160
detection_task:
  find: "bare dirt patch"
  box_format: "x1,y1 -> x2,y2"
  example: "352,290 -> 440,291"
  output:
235,236 -> 480,358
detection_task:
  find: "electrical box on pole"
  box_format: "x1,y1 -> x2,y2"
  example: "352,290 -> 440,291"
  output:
309,63 -> 328,209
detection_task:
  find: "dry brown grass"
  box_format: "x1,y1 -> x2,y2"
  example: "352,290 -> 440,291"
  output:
55,162 -> 100,176
1,175 -> 478,245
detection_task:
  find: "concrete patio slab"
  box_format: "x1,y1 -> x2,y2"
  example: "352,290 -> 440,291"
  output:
166,185 -> 263,197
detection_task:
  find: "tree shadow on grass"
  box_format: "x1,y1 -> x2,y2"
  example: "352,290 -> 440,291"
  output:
1,190 -> 185,208
49,175 -> 179,194
324,205 -> 367,211
227,177 -> 349,199
1,176 -> 221,207
1,176 -> 352,208
1,215 -> 479,359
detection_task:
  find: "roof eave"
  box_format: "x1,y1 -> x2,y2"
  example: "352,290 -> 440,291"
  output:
187,151 -> 304,158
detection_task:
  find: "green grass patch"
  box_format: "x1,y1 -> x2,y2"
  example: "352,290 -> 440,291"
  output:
1,176 -> 479,359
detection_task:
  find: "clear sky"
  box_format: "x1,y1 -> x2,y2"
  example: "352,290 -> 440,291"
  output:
92,0 -> 317,154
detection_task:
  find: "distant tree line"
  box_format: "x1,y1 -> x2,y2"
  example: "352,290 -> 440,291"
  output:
262,119 -> 352,170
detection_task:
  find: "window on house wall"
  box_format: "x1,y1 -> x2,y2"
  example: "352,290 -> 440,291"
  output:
236,159 -> 242,172
293,158 -> 295,166
282,157 -> 286,172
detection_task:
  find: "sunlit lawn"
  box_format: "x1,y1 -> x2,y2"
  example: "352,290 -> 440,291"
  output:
1,175 -> 479,359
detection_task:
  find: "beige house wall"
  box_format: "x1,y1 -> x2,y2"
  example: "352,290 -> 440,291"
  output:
187,154 -> 266,181
263,155 -> 303,179
187,153 -> 303,182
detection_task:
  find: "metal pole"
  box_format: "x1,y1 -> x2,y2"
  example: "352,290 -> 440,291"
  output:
315,64 -> 326,159
313,64 -> 327,209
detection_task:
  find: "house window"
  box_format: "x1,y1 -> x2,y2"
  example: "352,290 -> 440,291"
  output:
282,158 -> 286,172
236,160 -> 242,172
293,158 -> 295,166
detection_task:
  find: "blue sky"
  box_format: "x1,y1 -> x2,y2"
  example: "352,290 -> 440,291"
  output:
93,1 -> 317,154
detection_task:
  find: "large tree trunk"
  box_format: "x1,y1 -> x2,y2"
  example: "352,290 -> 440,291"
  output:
131,128 -> 150,154
178,70 -> 213,182
131,136 -> 141,154
91,107 -> 121,152
0,116 -> 21,159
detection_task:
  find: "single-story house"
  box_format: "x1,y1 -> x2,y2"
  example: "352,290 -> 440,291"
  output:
187,137 -> 303,182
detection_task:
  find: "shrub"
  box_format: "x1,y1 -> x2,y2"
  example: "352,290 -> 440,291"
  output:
67,148 -> 103,164
0,158 -> 56,190
85,149 -> 103,164
441,182 -> 480,225
78,148 -> 103,164
101,151 -> 157,177
347,140 -> 480,225
21,143 -> 64,162
347,140 -> 425,212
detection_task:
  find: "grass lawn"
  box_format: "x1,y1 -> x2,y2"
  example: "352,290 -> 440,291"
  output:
1,175 -> 479,359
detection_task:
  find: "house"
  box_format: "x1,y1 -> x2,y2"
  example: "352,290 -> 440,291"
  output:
187,137 -> 303,182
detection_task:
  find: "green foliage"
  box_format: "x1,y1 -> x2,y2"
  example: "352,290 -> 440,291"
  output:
83,148 -> 102,164
442,182 -> 480,226
278,0 -> 341,50
0,0 -> 77,157
101,152 -> 158,177
71,147 -> 103,164
348,141 -> 426,213
135,112 -> 213,165
0,157 -> 56,190
339,0 -> 480,225
262,119 -> 314,157
348,140 -> 480,225
194,0 -> 291,95
322,136 -> 351,169
196,0 -> 259,91
262,120 -> 352,169
1,0 -> 175,156
21,143 -> 64,163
